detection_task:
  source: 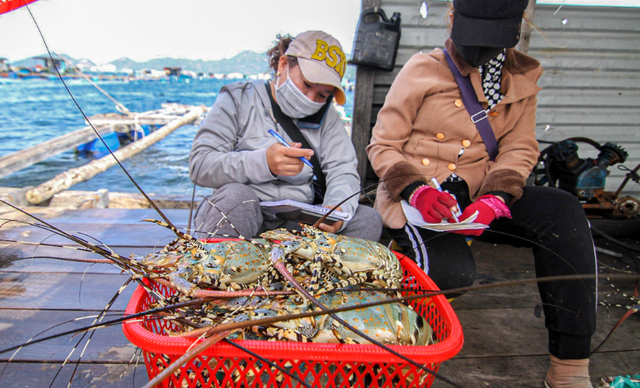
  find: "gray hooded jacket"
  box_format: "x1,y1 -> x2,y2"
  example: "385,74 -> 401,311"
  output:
189,80 -> 360,226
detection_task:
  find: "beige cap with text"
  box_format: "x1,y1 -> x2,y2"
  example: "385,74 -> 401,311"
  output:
285,30 -> 347,105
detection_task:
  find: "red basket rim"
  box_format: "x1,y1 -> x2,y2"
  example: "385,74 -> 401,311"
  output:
123,247 -> 463,364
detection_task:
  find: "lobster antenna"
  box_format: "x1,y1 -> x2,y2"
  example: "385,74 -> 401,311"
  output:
22,3 -> 182,236
186,150 -> 213,235
313,174 -> 426,228
199,197 -> 262,240
51,277 -> 134,387
2,273 -> 629,362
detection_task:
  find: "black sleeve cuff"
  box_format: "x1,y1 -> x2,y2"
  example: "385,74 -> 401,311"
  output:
401,181 -> 428,202
488,191 -> 513,206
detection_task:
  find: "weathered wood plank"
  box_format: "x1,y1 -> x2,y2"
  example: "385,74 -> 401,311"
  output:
449,273 -> 541,309
0,223 -> 182,248
435,352 -> 640,388
541,69 -> 640,90
453,306 -> 639,358
0,272 -> 135,310
533,50 -> 640,72
107,191 -> 200,209
532,5 -> 640,32
0,125 -> 113,180
449,273 -> 637,310
529,30 -> 640,52
0,310 -> 137,362
535,106 -> 640,126
0,245 -> 155,274
353,66 -> 377,187
538,89 -> 640,108
0,362 -> 149,388
0,207 -> 190,227
352,0 -> 383,187
515,0 -> 537,54
28,207 -> 191,224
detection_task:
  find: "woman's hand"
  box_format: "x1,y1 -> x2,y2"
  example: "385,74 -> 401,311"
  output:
451,195 -> 510,236
266,143 -> 314,176
316,206 -> 344,233
452,201 -> 496,236
411,186 -> 459,223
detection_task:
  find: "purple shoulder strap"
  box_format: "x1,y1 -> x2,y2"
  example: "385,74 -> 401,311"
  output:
443,48 -> 499,161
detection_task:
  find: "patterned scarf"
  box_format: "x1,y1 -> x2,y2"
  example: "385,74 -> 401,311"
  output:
479,50 -> 506,110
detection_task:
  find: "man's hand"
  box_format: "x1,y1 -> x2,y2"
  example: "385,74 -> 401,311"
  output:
316,206 -> 344,233
266,143 -> 314,176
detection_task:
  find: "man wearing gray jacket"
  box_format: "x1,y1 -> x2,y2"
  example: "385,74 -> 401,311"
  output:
188,31 -> 382,241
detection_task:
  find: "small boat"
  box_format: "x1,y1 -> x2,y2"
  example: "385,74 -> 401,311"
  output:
75,131 -> 121,156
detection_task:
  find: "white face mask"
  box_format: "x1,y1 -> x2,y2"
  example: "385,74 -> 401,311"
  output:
275,66 -> 326,119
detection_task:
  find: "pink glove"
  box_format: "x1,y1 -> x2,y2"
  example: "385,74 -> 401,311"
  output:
452,194 -> 511,236
410,185 -> 458,224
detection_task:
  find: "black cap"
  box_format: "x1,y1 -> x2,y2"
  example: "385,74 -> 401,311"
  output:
451,0 -> 528,48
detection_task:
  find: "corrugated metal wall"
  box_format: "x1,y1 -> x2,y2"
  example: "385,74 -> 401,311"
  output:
364,1 -> 640,197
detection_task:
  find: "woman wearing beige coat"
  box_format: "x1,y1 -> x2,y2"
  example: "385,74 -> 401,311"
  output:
367,1 -> 596,387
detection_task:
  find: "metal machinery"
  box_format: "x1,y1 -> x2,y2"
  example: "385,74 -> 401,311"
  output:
534,137 -> 640,219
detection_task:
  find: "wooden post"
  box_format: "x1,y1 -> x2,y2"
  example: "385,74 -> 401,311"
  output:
516,0 -> 537,53
351,0 -> 381,188
0,125 -> 113,179
25,107 -> 203,204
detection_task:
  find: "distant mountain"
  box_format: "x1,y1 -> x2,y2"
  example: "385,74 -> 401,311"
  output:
106,50 -> 356,78
110,50 -> 270,75
7,50 -> 357,79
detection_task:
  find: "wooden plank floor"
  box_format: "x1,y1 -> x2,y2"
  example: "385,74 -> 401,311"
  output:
0,206 -> 638,387
437,237 -> 640,387
0,207 -> 186,387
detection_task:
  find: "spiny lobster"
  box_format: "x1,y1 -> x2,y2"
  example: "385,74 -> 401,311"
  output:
0,199 -> 446,388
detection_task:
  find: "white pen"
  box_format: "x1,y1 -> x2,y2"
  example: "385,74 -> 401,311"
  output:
430,177 -> 461,223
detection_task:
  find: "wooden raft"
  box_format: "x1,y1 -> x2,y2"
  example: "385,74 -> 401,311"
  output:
0,104 -> 204,181
0,207 -> 637,387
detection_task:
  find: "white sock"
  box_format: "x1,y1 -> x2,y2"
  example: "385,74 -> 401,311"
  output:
545,355 -> 592,388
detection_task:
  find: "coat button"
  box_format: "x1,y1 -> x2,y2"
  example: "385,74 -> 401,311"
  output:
448,163 -> 456,171
462,139 -> 471,147
454,99 -> 463,108
421,158 -> 430,166
436,133 -> 446,140
490,110 -> 500,117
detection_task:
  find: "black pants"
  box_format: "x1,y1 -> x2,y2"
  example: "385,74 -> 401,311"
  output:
388,184 -> 597,359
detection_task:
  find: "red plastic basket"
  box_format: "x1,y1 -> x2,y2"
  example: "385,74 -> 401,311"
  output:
123,247 -> 463,388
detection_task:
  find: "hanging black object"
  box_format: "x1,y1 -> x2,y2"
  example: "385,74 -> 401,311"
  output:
350,8 -> 401,72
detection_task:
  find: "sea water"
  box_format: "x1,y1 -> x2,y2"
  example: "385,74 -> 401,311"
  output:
0,78 -> 354,196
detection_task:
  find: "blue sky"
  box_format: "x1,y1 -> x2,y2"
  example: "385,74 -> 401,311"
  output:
1,0 -> 638,64
0,0 -> 361,63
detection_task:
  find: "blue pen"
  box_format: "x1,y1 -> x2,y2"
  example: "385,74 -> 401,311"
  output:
431,177 -> 461,223
268,129 -> 314,168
